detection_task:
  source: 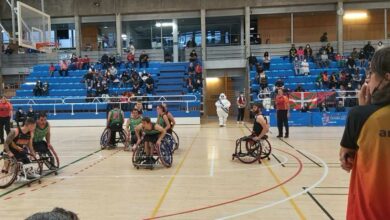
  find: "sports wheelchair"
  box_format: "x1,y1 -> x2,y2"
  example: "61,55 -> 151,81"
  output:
0,150 -> 43,188
100,127 -> 128,149
172,130 -> 179,152
132,133 -> 174,169
34,143 -> 60,174
232,135 -> 272,164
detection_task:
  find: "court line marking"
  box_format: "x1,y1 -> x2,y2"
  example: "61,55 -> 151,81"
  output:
143,147 -> 303,220
149,131 -> 200,218
239,125 -> 306,220
217,150 -> 329,220
303,187 -> 335,220
1,149 -> 121,200
210,145 -> 216,177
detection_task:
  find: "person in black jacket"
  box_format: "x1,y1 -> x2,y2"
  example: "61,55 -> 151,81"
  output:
101,54 -> 109,69
15,108 -> 26,127
363,41 -> 375,61
139,51 -> 149,68
26,107 -> 36,120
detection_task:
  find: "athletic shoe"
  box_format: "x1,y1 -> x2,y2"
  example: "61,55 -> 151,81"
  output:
277,135 -> 282,138
284,135 -> 289,138
219,125 -> 223,127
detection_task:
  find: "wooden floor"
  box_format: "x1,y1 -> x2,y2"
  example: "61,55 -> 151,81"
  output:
0,121 -> 350,220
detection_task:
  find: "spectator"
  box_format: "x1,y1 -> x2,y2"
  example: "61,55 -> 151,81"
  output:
84,69 -> 95,89
189,49 -> 198,62
59,60 -> 68,76
293,57 -> 301,75
320,32 -> 328,42
145,74 -> 154,94
358,49 -> 366,67
236,92 -> 246,124
126,52 -> 135,68
304,44 -> 313,61
363,41 -> 375,61
41,81 -> 49,96
319,50 -> 330,68
187,77 -> 195,93
263,51 -> 271,70
128,42 -> 135,55
101,77 -> 109,95
193,77 -> 203,93
300,59 -> 310,76
274,78 -> 285,91
321,71 -> 329,88
26,207 -> 79,220
188,62 -> 195,76
275,89 -> 289,138
15,108 -> 26,127
109,65 -> 118,78
376,41 -> 384,51
33,80 -> 43,96
139,51 -> 149,68
352,68 -> 362,89
101,53 -> 109,69
350,48 -> 359,61
301,102 -> 310,113
49,63 -> 56,77
335,99 -> 346,112
26,107 -> 36,119
294,84 -> 305,92
257,68 -> 269,92
338,84 -> 347,99
329,72 -> 338,89
70,54 -> 78,70
134,101 -> 144,114
335,53 -> 344,68
195,63 -> 202,78
186,38 -> 196,48
316,74 -> 324,89
346,56 -> 356,75
120,71 -> 131,88
108,54 -> 116,67
318,102 -> 329,112
248,53 -> 258,69
325,43 -> 334,59
4,46 -> 13,55
82,55 -> 90,69
297,46 -> 304,61
289,44 -> 297,62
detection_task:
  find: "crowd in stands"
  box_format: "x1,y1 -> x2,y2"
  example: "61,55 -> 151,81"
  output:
33,80 -> 49,96
186,49 -> 203,93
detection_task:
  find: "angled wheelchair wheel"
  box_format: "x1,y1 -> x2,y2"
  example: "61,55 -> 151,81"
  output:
39,147 -> 60,171
132,143 -> 145,167
172,130 -> 179,152
100,128 -> 111,149
260,139 -> 272,160
28,153 -> 43,176
234,138 -> 262,164
0,153 -> 18,189
163,133 -> 175,153
157,140 -> 173,168
118,130 -> 128,147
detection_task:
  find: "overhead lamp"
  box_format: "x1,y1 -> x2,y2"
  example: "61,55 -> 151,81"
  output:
155,22 -> 174,28
344,11 -> 368,20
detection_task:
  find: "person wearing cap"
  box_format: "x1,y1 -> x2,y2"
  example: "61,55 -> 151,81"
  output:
215,93 -> 231,127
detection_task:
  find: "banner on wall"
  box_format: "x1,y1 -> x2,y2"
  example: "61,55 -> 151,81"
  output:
312,112 -> 348,126
288,91 -> 336,110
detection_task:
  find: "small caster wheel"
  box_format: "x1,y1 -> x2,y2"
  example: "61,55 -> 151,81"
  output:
136,166 -> 139,170
54,171 -> 58,175
268,157 -> 271,160
38,180 -> 41,184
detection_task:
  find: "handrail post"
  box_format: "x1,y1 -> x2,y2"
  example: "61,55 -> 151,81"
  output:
71,104 -> 74,115
95,103 -> 98,115
186,101 -> 189,113
53,104 -> 57,116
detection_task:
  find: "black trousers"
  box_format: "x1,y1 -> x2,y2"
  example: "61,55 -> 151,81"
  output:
0,117 -> 11,143
276,110 -> 289,136
237,108 -> 245,121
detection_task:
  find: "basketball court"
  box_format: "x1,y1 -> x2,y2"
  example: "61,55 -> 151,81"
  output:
0,122 -> 348,219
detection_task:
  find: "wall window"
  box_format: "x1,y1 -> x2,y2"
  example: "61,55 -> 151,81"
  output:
51,23 -> 76,49
293,11 -> 336,43
206,16 -> 242,46
256,14 -> 291,44
81,22 -> 116,51
343,9 -> 385,41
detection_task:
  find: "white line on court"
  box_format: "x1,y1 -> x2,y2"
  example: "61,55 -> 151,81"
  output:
210,145 -> 217,177
216,150 -> 329,220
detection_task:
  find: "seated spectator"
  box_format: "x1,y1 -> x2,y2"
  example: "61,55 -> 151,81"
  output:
101,77 -> 109,95
325,43 -> 334,59
188,62 -> 195,75
316,74 -> 323,89
346,56 -> 356,75
257,69 -> 268,91
134,101 -> 144,114
350,48 -> 359,61
59,60 -> 69,76
82,55 -> 90,69
297,46 -> 304,61
274,78 -> 284,91
335,53 -> 344,68
4,46 -> 13,55
15,108 -> 26,127
164,53 -> 173,62
304,44 -> 313,61
293,57 -> 301,75
338,71 -> 349,88
139,51 -> 149,68
95,79 -> 104,97
109,65 -> 118,78
289,44 -> 297,62
86,86 -> 95,102
70,54 -> 78,70
195,63 -> 202,78
363,41 -> 375,61
84,69 -> 95,89
328,73 -> 338,89
145,74 -> 155,94
320,32 -> 328,42
294,84 -> 305,92
300,59 -> 310,76
101,53 -> 109,69
132,80 -> 142,95
108,54 -> 116,67
338,84 -> 347,99
193,77 -> 203,93
126,52 -> 135,68
187,77 -> 195,93
319,51 -> 330,68
321,71 -> 329,87
41,81 -> 49,96
263,51 -> 271,70
318,102 -> 329,112
335,99 -> 346,112
49,63 -> 56,77
301,102 -> 310,113
186,38 -> 197,48
358,49 -> 366,67
248,53 -> 258,69
120,71 -> 131,88
352,68 -> 362,89
27,107 -> 36,119
33,80 -> 43,96
345,82 -> 357,107
104,69 -> 116,85
189,49 -> 198,62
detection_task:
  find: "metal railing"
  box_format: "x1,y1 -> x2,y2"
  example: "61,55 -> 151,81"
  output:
10,94 -> 199,116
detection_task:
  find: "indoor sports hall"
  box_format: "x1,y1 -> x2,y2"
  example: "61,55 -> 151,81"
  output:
0,0 -> 389,219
